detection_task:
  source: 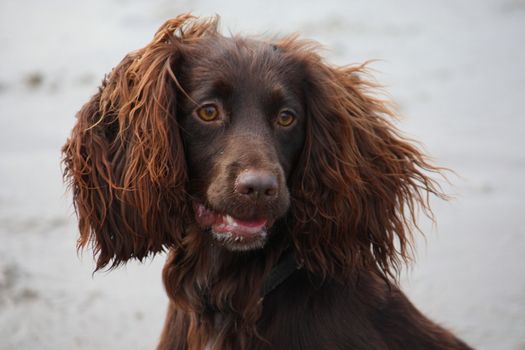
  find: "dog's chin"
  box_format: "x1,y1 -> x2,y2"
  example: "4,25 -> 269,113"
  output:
194,202 -> 271,251
211,229 -> 267,251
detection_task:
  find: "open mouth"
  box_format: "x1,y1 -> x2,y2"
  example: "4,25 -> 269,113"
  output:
193,202 -> 269,248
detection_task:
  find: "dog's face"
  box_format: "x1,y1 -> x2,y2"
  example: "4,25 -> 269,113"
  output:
178,37 -> 306,251
64,15 -> 438,274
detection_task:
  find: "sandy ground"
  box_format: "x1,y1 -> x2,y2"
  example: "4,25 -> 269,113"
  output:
1,0 -> 524,349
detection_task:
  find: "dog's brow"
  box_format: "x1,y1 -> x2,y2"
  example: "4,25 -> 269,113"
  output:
266,84 -> 302,115
269,85 -> 285,102
212,79 -> 233,98
189,78 -> 234,105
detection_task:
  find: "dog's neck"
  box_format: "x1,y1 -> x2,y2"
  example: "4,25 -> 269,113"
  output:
163,223 -> 292,311
163,227 -> 293,348
260,250 -> 300,297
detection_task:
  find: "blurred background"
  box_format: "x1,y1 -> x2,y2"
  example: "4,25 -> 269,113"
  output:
1,0 -> 524,349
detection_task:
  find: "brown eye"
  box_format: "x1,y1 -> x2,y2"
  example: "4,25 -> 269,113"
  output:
196,104 -> 220,122
276,110 -> 295,127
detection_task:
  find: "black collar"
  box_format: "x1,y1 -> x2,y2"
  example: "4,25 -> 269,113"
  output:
261,251 -> 301,297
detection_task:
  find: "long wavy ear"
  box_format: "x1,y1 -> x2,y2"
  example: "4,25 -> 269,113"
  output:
62,14 -> 218,270
280,39 -> 445,281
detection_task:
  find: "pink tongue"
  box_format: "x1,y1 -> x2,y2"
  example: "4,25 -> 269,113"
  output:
232,217 -> 267,228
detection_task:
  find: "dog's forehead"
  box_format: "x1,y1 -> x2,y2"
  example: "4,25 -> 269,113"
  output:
182,35 -> 303,91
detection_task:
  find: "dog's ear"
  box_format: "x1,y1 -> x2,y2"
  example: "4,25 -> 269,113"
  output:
280,39 -> 444,280
62,14 -> 218,269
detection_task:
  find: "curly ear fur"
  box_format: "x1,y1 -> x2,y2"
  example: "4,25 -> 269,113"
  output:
278,38 -> 445,281
62,14 -> 218,269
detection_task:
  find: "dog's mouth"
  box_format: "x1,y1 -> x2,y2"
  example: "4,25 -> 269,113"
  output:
193,202 -> 270,250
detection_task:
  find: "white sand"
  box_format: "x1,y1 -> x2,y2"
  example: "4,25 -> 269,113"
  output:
1,0 -> 524,349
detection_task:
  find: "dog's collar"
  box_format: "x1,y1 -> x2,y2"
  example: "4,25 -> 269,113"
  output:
260,251 -> 301,298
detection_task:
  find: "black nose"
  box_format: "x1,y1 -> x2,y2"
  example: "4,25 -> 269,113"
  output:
235,170 -> 278,199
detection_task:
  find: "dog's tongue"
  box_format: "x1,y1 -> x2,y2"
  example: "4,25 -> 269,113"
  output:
228,216 -> 267,228
213,214 -> 267,237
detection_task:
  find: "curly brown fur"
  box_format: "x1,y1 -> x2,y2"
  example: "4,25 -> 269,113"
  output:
62,14 -> 472,350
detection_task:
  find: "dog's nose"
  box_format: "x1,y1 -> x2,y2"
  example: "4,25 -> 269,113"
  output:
235,170 -> 278,199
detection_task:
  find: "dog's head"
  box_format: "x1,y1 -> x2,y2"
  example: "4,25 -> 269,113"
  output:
63,14 -> 441,276
179,34 -> 308,251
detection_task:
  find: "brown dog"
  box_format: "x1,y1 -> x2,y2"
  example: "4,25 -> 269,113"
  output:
62,14 -> 472,350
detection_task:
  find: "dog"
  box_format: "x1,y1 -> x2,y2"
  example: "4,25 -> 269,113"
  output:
62,14 -> 473,350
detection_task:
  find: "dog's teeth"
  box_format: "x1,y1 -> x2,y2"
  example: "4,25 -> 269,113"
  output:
226,215 -> 236,226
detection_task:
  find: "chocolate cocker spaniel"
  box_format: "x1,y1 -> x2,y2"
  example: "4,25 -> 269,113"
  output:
62,14 -> 473,350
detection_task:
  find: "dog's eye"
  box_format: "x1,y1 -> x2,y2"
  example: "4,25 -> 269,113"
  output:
196,104 -> 220,122
276,110 -> 295,127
